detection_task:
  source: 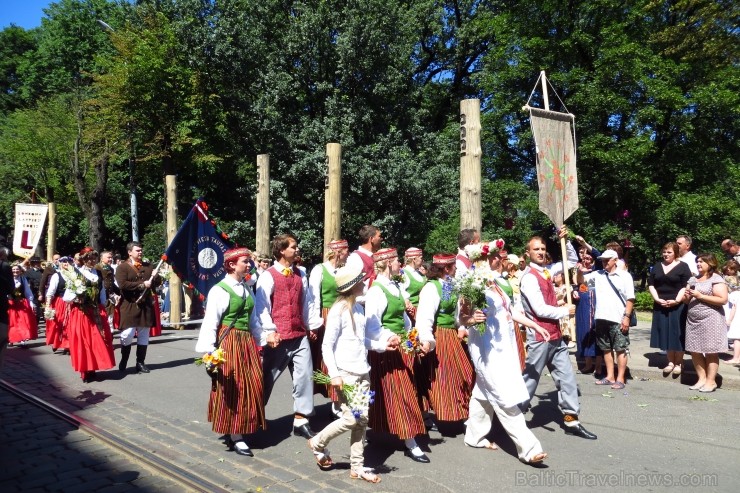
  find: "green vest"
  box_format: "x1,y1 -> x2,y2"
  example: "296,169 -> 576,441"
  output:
217,281 -> 254,331
405,269 -> 426,306
377,283 -> 406,336
495,277 -> 514,301
431,279 -> 457,328
320,264 -> 339,309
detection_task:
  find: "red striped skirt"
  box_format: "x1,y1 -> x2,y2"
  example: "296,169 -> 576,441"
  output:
368,350 -> 426,440
45,297 -> 70,349
67,304 -> 115,375
8,298 -> 38,343
422,327 -> 474,422
308,307 -> 339,400
208,328 -> 266,435
514,322 -> 526,372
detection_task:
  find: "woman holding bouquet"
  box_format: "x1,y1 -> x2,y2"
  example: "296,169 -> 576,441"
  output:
460,245 -> 549,464
196,247 -> 264,457
309,265 -> 389,483
62,248 -> 115,382
8,264 -> 38,346
415,253 -> 475,433
365,248 -> 427,462
44,256 -> 72,352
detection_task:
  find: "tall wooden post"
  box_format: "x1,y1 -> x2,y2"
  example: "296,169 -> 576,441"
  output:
165,174 -> 181,328
256,154 -> 271,258
324,143 -> 342,250
460,99 -> 482,232
46,202 -> 56,262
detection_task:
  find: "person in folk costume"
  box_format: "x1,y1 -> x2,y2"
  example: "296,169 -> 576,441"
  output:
8,263 -> 38,346
455,228 -> 480,276
309,265 -> 390,484
195,247 -> 264,457
96,250 -> 120,332
365,247 -> 430,463
115,241 -> 161,375
0,245 -> 13,366
254,234 -> 316,439
460,243 -> 550,464
519,235 -> 597,440
345,225 -> 383,294
401,247 -> 426,322
62,248 -> 115,382
39,253 -> 60,306
415,253 -> 475,431
307,239 -> 350,415
44,256 -> 73,353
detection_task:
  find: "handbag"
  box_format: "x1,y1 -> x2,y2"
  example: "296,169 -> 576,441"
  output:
207,284 -> 248,378
603,272 -> 637,327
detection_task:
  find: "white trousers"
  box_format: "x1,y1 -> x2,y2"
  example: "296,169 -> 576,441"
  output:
120,326 -> 150,346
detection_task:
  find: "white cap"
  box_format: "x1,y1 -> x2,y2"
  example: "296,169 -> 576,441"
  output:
597,249 -> 619,260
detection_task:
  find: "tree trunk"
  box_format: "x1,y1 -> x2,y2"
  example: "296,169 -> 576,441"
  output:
89,148 -> 110,251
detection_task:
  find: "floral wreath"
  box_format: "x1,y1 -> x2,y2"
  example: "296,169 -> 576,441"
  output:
464,238 -> 505,261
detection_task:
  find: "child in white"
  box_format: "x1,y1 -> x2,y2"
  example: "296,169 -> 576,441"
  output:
726,291 -> 740,364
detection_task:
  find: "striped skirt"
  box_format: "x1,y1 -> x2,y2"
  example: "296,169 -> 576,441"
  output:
368,350 -> 425,440
514,322 -> 526,372
308,307 -> 338,400
208,328 -> 266,435
422,327 -> 474,422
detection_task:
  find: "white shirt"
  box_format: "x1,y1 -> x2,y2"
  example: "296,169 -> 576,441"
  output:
196,276 -> 261,352
455,249 -> 471,278
46,272 -> 62,298
322,301 -> 387,378
364,275 -> 410,347
585,269 -> 635,324
519,263 -> 570,321
253,261 -> 310,336
307,262 -> 336,330
679,251 -> 699,276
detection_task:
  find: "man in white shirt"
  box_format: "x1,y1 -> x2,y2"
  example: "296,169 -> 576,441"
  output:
677,235 -> 698,276
345,225 -> 383,291
455,228 -> 480,274
583,250 -> 635,390
721,238 -> 740,264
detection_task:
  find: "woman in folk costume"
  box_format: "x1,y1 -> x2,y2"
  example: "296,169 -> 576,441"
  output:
460,243 -> 549,464
416,254 -> 475,429
8,264 -> 38,346
307,239 -> 350,409
44,256 -> 72,352
401,247 -> 426,322
365,248 -> 430,463
195,247 -> 264,457
62,248 -> 115,382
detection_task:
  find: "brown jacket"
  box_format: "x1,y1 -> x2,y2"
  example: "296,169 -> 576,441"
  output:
115,261 -> 160,329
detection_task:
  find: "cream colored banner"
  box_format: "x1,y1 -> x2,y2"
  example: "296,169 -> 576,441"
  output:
13,203 -> 48,258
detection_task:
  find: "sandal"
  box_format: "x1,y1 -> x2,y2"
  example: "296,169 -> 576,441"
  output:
672,364 -> 682,376
662,363 -> 675,374
520,452 -> 548,465
308,439 -> 333,470
610,381 -> 625,390
350,468 -> 381,483
464,439 -> 498,450
595,378 -> 614,386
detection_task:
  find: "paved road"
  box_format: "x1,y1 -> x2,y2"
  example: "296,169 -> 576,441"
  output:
1,326 -> 739,492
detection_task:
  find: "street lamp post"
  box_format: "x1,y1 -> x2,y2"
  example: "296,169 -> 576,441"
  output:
97,19 -> 139,242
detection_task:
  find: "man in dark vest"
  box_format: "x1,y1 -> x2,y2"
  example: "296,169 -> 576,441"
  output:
519,234 -> 597,440
115,241 -> 160,374
255,234 -> 315,439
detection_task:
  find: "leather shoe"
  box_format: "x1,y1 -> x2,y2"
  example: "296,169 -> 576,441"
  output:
293,424 -> 316,439
425,421 -> 439,433
136,362 -> 150,373
404,449 -> 431,463
564,424 -> 597,440
234,446 -> 254,457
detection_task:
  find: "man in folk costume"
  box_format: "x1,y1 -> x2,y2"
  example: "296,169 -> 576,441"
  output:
196,247 -> 264,457
97,250 -> 120,331
255,234 -> 315,439
346,225 -> 383,291
115,241 -> 161,375
455,228 -> 480,275
308,239 -> 350,413
519,236 -> 597,440
401,247 -> 426,321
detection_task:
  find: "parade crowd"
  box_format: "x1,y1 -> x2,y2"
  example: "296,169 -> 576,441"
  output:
1,231 -> 739,484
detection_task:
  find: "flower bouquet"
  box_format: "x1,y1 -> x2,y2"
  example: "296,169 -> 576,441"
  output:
453,269 -> 490,335
195,347 -> 226,376
44,307 -> 56,320
399,327 -> 421,354
391,269 -> 406,284
312,370 -> 375,420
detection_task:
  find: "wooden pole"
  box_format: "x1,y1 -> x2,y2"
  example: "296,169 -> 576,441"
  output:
46,202 -> 56,262
324,143 -> 342,250
165,174 -> 181,328
256,154 -> 271,259
460,99 -> 482,232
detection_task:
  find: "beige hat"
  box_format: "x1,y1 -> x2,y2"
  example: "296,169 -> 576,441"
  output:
335,266 -> 365,293
507,253 -> 520,264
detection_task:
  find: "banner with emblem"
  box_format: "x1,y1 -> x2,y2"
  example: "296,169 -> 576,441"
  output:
13,203 -> 48,258
162,199 -> 233,299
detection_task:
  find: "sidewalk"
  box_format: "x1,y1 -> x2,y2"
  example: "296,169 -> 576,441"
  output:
580,313 -> 740,390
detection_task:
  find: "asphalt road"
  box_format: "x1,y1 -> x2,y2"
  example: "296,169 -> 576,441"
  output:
2,328 -> 739,492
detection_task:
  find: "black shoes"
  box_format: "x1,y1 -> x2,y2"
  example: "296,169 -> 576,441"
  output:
234,446 -> 254,457
564,423 -> 598,440
293,424 -> 316,439
404,449 -> 431,463
136,362 -> 150,373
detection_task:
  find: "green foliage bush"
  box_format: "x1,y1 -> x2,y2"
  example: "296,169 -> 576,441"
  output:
634,291 -> 655,311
